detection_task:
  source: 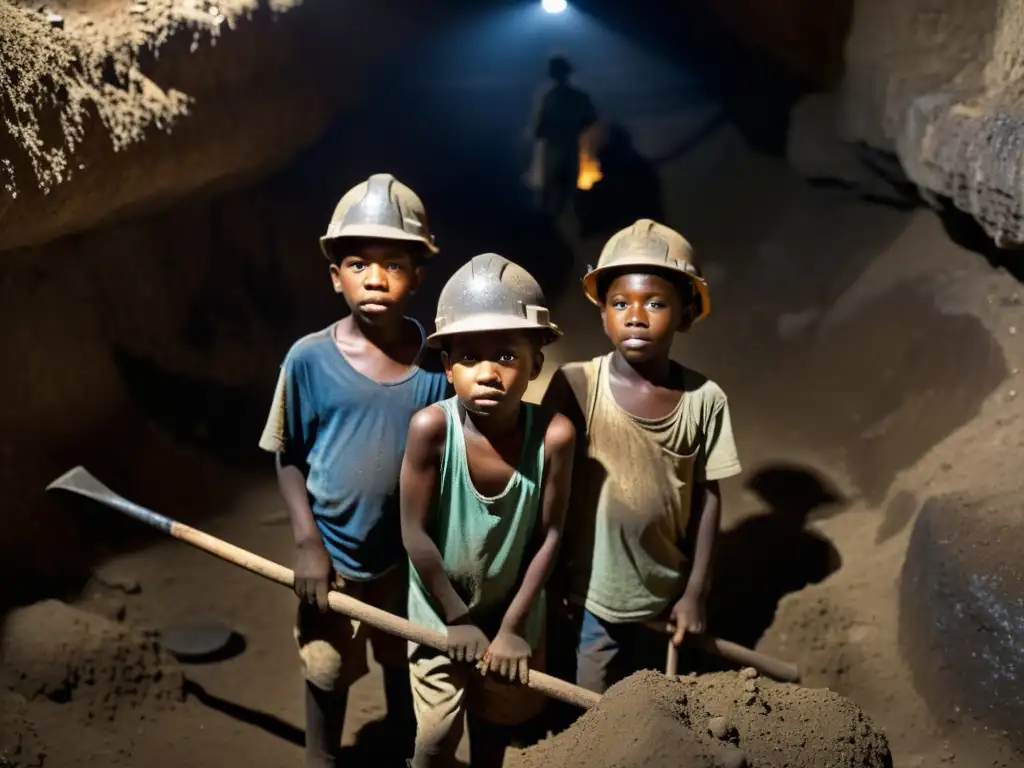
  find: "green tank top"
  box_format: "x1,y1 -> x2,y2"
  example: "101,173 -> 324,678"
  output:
407,396 -> 548,649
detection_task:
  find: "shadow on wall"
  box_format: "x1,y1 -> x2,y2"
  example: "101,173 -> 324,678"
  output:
273,101 -> 580,322
575,122 -> 665,241
111,346 -> 268,467
932,195 -> 1024,282
785,282 -> 1008,505
709,463 -> 844,649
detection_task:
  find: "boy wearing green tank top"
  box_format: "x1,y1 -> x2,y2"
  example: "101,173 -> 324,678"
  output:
543,219 -> 742,696
400,254 -> 575,768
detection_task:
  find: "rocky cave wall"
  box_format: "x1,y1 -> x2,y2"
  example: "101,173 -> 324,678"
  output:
0,0 -> 474,604
0,169 -> 335,606
705,0 -> 1024,248
0,0 -> 460,252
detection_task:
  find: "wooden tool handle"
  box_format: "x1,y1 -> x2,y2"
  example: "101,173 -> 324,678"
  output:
645,620 -> 800,683
665,639 -> 679,677
47,467 -> 601,711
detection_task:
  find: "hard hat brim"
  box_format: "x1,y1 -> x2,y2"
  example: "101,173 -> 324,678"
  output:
319,223 -> 440,260
426,314 -> 562,348
582,259 -> 711,323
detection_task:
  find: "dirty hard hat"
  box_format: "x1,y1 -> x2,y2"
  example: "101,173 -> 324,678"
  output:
427,253 -> 562,348
582,218 -> 711,323
319,173 -> 439,259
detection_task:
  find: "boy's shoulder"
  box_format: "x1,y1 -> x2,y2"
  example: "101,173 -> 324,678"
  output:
674,362 -> 729,411
557,356 -> 601,383
406,399 -> 450,454
556,356 -> 729,402
549,358 -> 600,416
282,325 -> 335,368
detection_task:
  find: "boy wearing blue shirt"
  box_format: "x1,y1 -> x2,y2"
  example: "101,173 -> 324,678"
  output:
260,174 -> 450,767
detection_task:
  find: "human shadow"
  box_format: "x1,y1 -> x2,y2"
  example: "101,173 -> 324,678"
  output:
574,123 -> 665,240
110,344 -> 270,469
708,463 -> 844,649
183,679 -> 447,767
183,678 -> 305,747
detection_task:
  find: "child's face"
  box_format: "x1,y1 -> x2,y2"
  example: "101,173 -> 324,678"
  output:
329,241 -> 423,325
443,331 -> 543,417
601,272 -> 686,364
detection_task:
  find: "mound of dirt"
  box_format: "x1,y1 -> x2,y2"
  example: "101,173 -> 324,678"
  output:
0,599 -> 183,724
518,669 -> 892,768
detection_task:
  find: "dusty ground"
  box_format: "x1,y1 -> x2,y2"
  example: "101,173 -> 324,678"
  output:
1,181 -> 1022,767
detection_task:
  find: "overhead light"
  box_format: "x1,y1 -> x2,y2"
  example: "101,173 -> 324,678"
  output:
541,0 -> 568,14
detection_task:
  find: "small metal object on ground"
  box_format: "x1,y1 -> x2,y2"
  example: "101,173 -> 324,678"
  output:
160,618 -> 240,663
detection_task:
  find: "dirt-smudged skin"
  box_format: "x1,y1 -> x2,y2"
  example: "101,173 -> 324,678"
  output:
515,669 -> 893,768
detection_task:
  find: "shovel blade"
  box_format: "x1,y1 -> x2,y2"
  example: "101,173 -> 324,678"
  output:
46,466 -> 173,533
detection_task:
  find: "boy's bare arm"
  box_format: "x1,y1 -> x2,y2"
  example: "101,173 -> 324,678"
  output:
503,412 -> 575,631
540,368 -> 584,602
401,406 -> 491,662
276,452 -> 332,611
400,406 -> 468,621
687,480 -> 721,598
670,480 -> 721,646
484,413 -> 576,681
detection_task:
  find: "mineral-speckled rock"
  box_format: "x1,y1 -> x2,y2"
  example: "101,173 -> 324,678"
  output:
900,492 -> 1024,746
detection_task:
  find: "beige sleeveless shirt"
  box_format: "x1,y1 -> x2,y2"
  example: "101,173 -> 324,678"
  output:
559,354 -> 741,623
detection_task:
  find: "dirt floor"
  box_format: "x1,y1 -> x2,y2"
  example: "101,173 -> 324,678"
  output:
1,172 -> 1022,766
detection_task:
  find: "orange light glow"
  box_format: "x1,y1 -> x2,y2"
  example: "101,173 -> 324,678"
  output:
578,150 -> 602,190
577,123 -> 604,190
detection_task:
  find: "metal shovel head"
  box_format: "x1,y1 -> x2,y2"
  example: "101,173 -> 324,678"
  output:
160,618 -> 235,661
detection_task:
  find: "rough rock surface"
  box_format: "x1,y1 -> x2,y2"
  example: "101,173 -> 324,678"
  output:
833,0 -> 1024,246
0,0 -> 440,252
703,0 -> 1024,246
900,490 -> 1024,746
516,670 -> 893,768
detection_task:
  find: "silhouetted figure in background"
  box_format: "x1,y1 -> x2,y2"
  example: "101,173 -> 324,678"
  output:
530,55 -> 598,219
708,464 -> 843,649
575,123 -> 664,239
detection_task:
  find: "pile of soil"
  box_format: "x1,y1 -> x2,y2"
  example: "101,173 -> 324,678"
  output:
0,599 -> 183,726
518,669 -> 893,768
